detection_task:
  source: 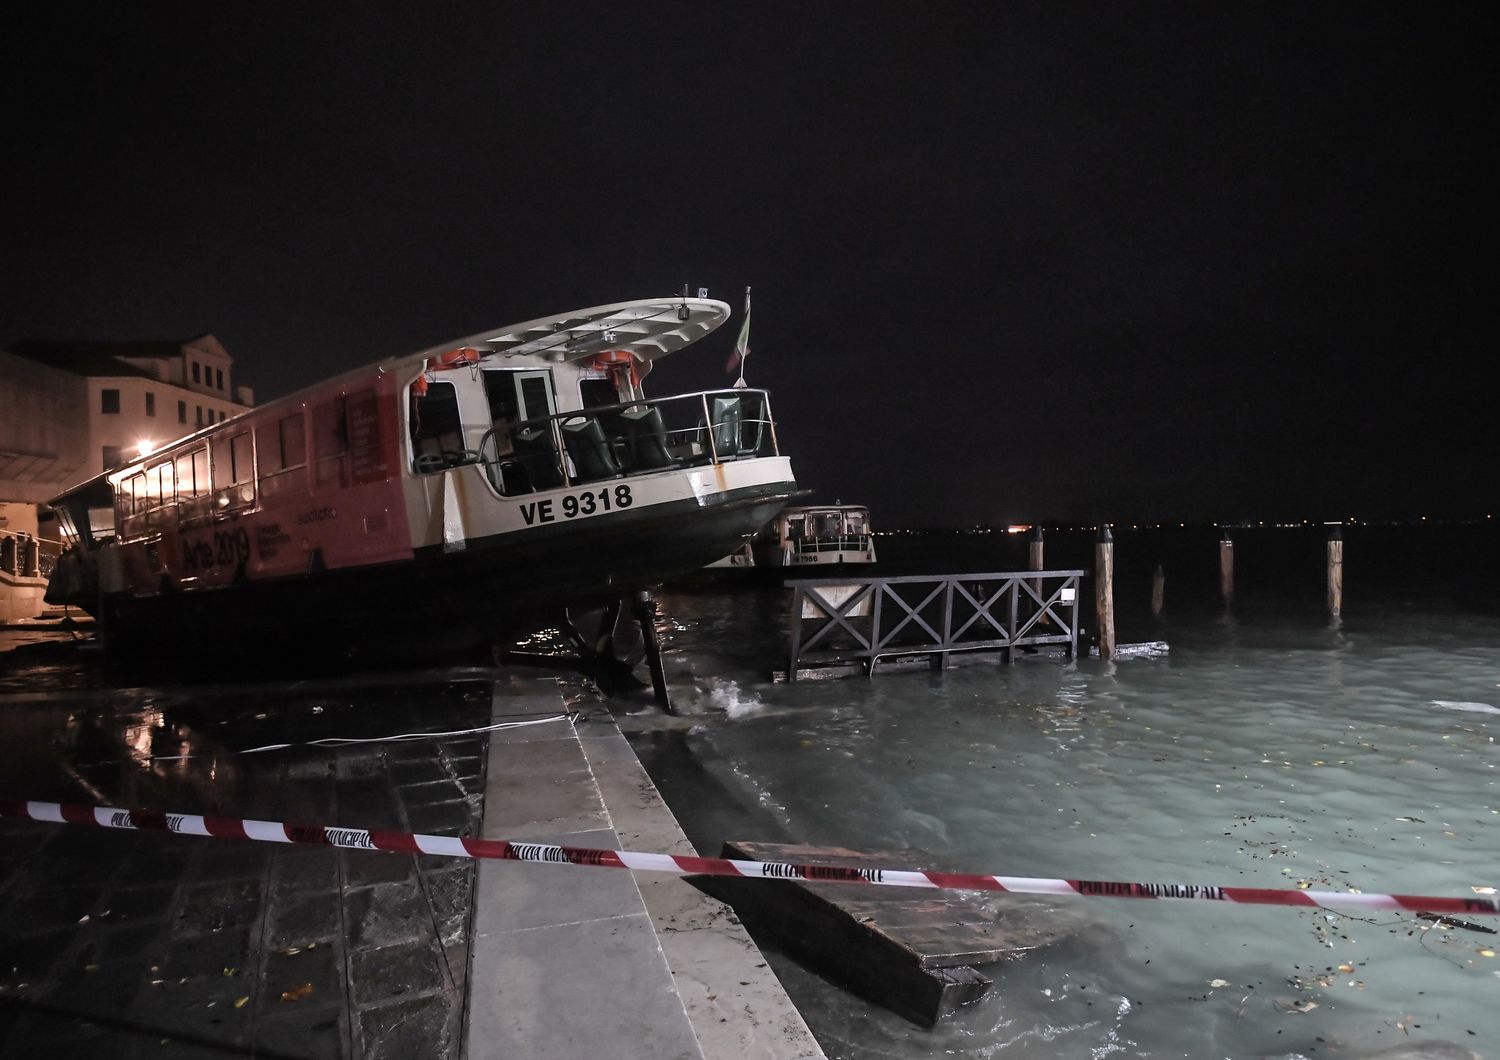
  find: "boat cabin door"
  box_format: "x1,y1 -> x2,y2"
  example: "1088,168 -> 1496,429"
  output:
483,369 -> 559,493
483,370 -> 556,449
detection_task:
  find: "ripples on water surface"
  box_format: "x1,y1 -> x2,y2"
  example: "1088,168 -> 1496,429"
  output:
639,529 -> 1499,1059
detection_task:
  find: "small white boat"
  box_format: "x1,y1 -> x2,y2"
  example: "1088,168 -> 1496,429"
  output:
758,504 -> 876,567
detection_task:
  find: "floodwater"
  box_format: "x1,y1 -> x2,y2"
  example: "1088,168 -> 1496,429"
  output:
0,637 -> 491,1058
634,526 -> 1500,1059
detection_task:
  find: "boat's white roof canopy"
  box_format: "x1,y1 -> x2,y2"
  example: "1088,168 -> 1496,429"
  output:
414,297 -> 732,366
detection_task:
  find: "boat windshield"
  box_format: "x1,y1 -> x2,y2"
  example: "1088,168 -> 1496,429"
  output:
49,476 -> 117,547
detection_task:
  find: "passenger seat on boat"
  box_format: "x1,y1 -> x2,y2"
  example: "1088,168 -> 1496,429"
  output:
513,426 -> 564,489
619,404 -> 673,471
562,417 -> 621,482
708,394 -> 742,460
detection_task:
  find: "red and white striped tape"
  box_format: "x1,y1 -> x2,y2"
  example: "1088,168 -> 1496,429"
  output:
2,799 -> 1495,917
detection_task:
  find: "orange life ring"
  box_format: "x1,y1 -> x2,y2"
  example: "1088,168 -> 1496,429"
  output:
592,349 -> 633,369
591,349 -> 647,387
429,346 -> 482,370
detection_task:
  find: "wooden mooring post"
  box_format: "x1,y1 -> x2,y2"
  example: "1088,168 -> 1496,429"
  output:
1094,525 -> 1115,660
1151,563 -> 1165,618
1218,529 -> 1234,608
1326,527 -> 1343,619
1028,527 -> 1045,626
633,590 -> 673,713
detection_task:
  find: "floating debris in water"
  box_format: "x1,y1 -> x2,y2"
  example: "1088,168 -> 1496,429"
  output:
1431,700 -> 1500,715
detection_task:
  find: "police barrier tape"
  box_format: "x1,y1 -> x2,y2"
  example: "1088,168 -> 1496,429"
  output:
2,799 -> 1496,917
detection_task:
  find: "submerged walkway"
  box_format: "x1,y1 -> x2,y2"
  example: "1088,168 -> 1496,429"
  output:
465,675 -> 822,1059
0,634 -> 821,1058
0,669 -> 490,1057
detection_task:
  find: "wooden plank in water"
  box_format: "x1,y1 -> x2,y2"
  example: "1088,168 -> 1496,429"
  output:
689,840 -> 1092,1026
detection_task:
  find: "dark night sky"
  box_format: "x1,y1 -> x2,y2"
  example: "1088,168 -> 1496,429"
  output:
3,4 -> 1493,527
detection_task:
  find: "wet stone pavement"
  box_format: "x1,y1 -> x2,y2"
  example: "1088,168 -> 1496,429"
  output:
0,659 -> 493,1059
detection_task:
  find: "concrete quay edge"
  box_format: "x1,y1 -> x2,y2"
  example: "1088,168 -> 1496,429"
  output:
463,675 -> 823,1060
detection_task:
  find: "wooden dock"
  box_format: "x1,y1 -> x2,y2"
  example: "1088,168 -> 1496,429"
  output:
689,840 -> 1096,1026
785,570 -> 1085,680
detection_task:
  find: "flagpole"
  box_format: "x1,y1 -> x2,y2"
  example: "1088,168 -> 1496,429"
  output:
733,286 -> 751,389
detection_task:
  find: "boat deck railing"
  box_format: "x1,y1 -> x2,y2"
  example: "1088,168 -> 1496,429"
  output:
789,534 -> 874,555
476,388 -> 779,496
787,570 -> 1085,679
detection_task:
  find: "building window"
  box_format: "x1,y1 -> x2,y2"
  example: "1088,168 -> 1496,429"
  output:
192,362 -> 201,384
178,400 -> 187,424
145,392 -> 156,417
219,411 -> 227,422
196,406 -> 204,426
101,389 -> 120,414
216,368 -> 224,390
102,445 -> 123,469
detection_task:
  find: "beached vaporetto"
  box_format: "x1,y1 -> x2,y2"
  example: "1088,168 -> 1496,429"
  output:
43,295 -> 798,657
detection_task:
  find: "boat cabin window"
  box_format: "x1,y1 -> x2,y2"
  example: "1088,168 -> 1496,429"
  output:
211,430 -> 256,513
115,473 -> 142,537
579,377 -> 617,409
411,380 -> 467,472
149,461 -> 176,530
89,506 -> 116,540
175,446 -> 212,524
116,459 -> 177,538
258,412 -> 308,497
279,414 -> 307,468
53,507 -> 79,545
312,395 -> 349,487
